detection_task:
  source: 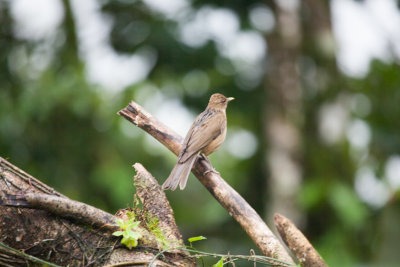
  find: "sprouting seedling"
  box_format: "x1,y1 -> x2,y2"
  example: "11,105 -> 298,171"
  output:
113,217 -> 142,249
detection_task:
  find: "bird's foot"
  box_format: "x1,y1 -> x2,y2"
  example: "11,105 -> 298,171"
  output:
199,153 -> 208,161
199,154 -> 211,166
199,154 -> 219,175
203,168 -> 220,176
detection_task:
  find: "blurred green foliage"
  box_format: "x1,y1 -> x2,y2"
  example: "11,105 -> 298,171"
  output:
1,1 -> 400,266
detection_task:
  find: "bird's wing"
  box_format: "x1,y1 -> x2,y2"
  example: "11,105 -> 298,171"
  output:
178,109 -> 224,163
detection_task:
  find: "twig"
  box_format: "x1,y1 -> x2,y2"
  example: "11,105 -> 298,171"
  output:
274,213 -> 327,267
118,101 -> 295,264
149,246 -> 294,266
0,241 -> 60,267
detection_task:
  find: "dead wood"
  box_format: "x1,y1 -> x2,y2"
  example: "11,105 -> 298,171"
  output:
0,157 -> 117,266
133,163 -> 183,247
118,101 -> 296,265
274,213 -> 327,267
0,157 -> 194,266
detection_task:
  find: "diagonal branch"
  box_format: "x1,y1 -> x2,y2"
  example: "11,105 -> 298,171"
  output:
118,101 -> 295,264
274,213 -> 327,267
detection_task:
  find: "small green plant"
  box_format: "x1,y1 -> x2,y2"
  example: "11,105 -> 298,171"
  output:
188,235 -> 207,247
149,235 -> 295,266
112,217 -> 142,249
119,197 -> 171,250
146,216 -> 170,249
212,257 -> 225,267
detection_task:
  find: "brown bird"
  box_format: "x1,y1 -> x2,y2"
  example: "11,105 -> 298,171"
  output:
162,93 -> 234,190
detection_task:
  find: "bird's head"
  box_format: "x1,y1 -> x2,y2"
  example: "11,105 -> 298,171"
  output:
207,93 -> 234,110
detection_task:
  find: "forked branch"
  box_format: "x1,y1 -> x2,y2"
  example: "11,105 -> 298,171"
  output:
119,101 -> 295,264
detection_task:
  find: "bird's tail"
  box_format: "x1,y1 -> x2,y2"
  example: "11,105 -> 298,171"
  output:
162,155 -> 198,190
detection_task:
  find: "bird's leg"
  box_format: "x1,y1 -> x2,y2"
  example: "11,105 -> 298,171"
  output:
200,154 -> 220,175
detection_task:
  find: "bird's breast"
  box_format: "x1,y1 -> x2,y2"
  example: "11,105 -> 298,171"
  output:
202,122 -> 227,156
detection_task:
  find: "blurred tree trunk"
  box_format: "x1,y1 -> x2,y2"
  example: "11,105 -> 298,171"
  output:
264,0 -> 303,225
264,0 -> 336,224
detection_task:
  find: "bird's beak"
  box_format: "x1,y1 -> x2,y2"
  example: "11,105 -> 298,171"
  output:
227,97 -> 235,102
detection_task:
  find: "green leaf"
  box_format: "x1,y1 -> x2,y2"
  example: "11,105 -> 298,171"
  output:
188,236 -> 207,243
115,219 -> 124,228
121,236 -> 137,249
112,231 -> 124,237
130,221 -> 141,228
113,217 -> 143,249
131,231 -> 142,239
212,257 -> 224,267
127,217 -> 136,226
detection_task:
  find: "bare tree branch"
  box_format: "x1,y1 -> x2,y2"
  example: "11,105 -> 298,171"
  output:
274,213 -> 327,267
118,101 -> 295,264
24,193 -> 118,230
0,157 -> 194,266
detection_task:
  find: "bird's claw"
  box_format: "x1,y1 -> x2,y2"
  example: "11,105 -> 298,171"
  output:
203,168 -> 219,176
200,154 -> 208,161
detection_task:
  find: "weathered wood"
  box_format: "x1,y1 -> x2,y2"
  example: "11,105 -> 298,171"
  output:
133,163 -> 183,247
0,157 -> 194,266
0,157 -> 117,266
274,213 -> 327,267
119,101 -> 296,264
24,192 -> 117,230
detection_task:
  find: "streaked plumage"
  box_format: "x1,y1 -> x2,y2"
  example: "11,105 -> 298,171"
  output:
162,93 -> 234,190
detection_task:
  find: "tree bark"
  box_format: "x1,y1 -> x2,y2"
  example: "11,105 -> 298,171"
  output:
274,213 -> 327,267
118,102 -> 296,265
0,157 -> 194,266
